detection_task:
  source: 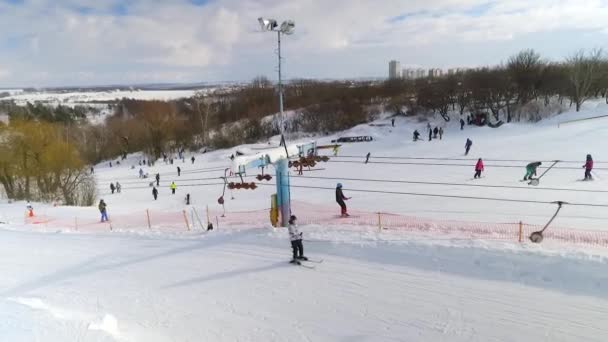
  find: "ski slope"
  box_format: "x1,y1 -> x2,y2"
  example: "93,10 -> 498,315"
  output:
1,100 -> 608,341
0,227 -> 607,341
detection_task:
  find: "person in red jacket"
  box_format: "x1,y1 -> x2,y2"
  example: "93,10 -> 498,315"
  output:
474,158 -> 484,179
583,154 -> 594,180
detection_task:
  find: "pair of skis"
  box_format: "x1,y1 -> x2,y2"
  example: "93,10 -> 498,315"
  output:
291,258 -> 323,269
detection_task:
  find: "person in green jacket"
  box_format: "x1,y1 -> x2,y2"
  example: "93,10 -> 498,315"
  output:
523,162 -> 542,181
170,182 -> 177,195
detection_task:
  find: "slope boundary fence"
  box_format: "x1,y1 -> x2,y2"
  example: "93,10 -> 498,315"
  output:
22,201 -> 608,248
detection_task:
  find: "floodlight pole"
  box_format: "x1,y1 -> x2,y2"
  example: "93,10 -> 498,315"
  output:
277,30 -> 284,137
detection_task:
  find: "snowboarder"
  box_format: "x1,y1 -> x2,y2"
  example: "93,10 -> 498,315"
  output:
433,127 -> 439,139
439,127 -> 444,140
155,173 -> 160,186
365,152 -> 371,164
391,118 -> 395,127
98,200 -> 108,222
583,154 -> 594,180
336,183 -> 350,217
523,161 -> 542,181
170,182 -> 177,195
116,182 -> 121,193
465,138 -> 473,156
110,183 -> 115,194
26,201 -> 34,217
152,187 -> 158,200
288,215 -> 307,263
460,118 -> 465,130
474,158 -> 484,179
139,168 -> 144,178
191,156 -> 195,164
177,166 -> 181,177
185,193 -> 190,205
413,130 -> 420,141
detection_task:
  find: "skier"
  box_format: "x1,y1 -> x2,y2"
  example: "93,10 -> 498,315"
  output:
365,152 -> 371,164
523,161 -> 542,181
191,156 -> 195,164
90,166 -> 94,174
177,166 -> 181,177
439,127 -> 444,140
428,128 -> 432,141
465,138 -> 473,156
413,130 -> 420,141
433,127 -> 439,139
333,145 -> 339,156
460,118 -> 465,130
109,162 -> 112,168
152,187 -> 158,200
155,173 -> 160,187
116,182 -> 121,193
583,154 -> 594,180
139,168 -> 144,178
391,118 -> 395,127
26,201 -> 34,217
110,183 -> 115,194
170,158 -> 174,165
474,158 -> 484,179
298,163 -> 303,175
170,182 -> 177,195
98,199 -> 108,222
288,215 -> 307,263
185,193 -> 190,205
336,183 -> 350,217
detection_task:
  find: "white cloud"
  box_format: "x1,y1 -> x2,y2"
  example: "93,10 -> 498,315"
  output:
0,0 -> 607,86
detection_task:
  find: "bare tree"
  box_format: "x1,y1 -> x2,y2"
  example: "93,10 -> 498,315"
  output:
507,49 -> 544,105
566,49 -> 606,112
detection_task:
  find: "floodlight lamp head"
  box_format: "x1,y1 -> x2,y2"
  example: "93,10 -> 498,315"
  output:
258,17 -> 278,31
280,20 -> 295,35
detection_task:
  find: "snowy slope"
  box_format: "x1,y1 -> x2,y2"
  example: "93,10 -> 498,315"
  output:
1,100 -> 608,341
0,228 -> 607,341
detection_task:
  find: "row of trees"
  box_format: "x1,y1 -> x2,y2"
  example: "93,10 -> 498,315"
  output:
403,49 -> 608,123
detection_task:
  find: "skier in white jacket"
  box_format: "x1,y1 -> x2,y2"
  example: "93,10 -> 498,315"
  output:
288,215 -> 307,263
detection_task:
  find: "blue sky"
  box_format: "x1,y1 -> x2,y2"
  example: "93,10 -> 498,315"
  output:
0,0 -> 607,87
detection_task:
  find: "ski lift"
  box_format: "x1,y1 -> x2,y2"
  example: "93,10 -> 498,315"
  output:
529,201 -> 566,243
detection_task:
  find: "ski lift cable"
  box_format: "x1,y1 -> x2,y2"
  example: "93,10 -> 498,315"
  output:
254,183 -> 608,208
290,175 -> 608,194
327,155 -> 608,164
325,160 -> 608,170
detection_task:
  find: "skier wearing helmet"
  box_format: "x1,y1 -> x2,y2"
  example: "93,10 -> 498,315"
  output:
336,183 -> 350,217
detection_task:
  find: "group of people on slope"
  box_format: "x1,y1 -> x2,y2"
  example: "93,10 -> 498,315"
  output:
473,155 -> 594,181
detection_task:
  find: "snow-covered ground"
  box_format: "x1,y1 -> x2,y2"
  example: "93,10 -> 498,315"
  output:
1,227 -> 607,341
1,89 -> 204,106
2,99 -> 608,341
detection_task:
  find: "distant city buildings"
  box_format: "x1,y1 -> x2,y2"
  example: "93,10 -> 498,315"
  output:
388,60 -> 401,79
389,60 -> 469,80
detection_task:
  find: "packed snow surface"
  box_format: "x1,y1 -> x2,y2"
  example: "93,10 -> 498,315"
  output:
1,99 -> 608,341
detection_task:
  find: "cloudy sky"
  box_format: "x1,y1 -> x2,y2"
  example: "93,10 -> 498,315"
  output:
0,0 -> 607,87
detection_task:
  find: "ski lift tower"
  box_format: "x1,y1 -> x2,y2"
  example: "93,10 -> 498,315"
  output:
232,141 -> 317,227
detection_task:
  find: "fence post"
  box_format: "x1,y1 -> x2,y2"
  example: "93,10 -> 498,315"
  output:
146,209 -> 151,229
518,221 -> 523,243
183,210 -> 190,231
377,212 -> 382,232
193,207 -> 204,230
